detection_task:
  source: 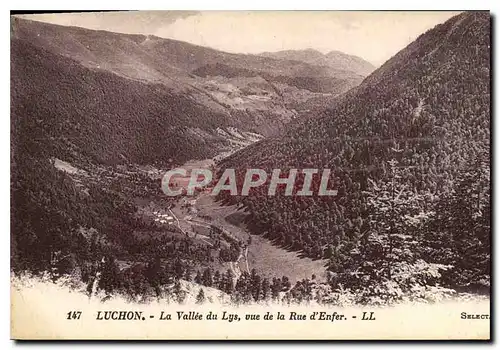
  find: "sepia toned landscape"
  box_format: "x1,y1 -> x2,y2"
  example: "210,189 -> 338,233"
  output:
11,10 -> 490,314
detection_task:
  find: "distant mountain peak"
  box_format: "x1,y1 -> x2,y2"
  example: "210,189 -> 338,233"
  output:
259,48 -> 375,76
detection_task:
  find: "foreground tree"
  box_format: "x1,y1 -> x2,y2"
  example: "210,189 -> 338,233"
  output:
329,158 -> 450,304
421,156 -> 490,293
196,288 -> 205,304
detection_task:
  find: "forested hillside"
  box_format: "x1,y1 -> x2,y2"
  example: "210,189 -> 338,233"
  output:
10,12 -> 490,305
11,39 -> 233,166
10,16 -> 372,304
11,17 -> 365,139
219,11 -> 491,302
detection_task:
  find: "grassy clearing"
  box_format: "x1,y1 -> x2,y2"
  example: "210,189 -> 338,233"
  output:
196,195 -> 327,284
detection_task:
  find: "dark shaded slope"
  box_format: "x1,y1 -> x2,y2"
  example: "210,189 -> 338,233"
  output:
11,38 -> 236,166
10,41 -> 229,289
218,12 -> 490,294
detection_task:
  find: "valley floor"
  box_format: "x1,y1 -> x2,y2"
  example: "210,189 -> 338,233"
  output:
193,195 -> 328,284
138,151 -> 327,285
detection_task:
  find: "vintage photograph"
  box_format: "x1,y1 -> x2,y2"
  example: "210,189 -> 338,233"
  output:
10,10 -> 491,340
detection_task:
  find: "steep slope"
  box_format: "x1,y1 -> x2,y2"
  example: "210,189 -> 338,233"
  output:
219,12 -> 490,294
11,17 -> 362,90
10,15 -> 367,302
11,38 -> 233,166
11,17 -> 364,138
11,18 -> 256,290
260,48 -> 376,76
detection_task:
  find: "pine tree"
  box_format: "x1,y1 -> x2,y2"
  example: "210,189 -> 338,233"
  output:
194,270 -> 202,284
250,269 -> 261,301
173,258 -> 184,279
271,277 -> 282,299
98,255 -> 121,294
173,280 -> 186,304
202,267 -> 213,287
213,270 -> 221,288
184,265 -> 193,282
223,269 -> 234,294
329,157 -> 442,303
196,288 -> 205,304
261,278 -> 271,301
422,155 -> 490,291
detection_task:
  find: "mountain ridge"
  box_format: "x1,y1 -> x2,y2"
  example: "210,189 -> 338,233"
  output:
11,17 -> 365,91
11,16 -> 366,149
259,48 -> 376,76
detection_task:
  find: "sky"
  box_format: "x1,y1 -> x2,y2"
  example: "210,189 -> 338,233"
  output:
19,11 -> 461,66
